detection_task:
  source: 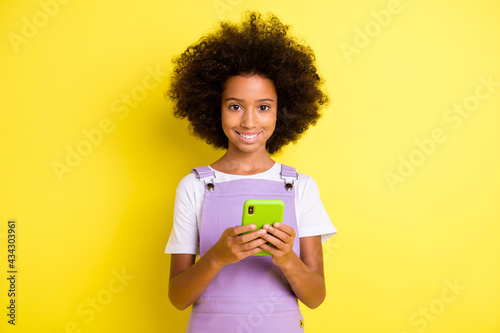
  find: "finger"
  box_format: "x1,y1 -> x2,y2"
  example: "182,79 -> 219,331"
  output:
239,237 -> 268,251
273,222 -> 296,238
227,224 -> 257,237
263,224 -> 291,244
259,243 -> 279,256
236,228 -> 267,244
243,246 -> 268,257
260,232 -> 284,249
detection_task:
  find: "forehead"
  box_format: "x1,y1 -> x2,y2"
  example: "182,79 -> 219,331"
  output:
222,74 -> 277,100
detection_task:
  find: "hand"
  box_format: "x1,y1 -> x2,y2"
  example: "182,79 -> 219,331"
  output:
208,224 -> 268,267
259,222 -> 296,267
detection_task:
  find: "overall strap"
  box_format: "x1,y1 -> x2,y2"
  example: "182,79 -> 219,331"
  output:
280,164 -> 298,191
191,166 -> 216,192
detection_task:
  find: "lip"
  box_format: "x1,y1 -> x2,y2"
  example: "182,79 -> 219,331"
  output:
235,131 -> 262,143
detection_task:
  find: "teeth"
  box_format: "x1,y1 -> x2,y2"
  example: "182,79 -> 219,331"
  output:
240,133 -> 259,139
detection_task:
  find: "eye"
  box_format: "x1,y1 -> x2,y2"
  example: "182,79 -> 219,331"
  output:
229,104 -> 242,111
259,105 -> 270,111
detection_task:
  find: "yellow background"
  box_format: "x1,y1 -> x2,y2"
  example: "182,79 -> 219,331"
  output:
1,0 -> 499,332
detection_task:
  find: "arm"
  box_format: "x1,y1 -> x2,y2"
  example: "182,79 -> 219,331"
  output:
259,223 -> 326,309
168,224 -> 268,310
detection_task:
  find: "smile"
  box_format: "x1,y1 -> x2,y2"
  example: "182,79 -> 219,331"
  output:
236,131 -> 262,140
236,132 -> 260,139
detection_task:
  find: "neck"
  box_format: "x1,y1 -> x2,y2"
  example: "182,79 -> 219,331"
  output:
211,147 -> 275,175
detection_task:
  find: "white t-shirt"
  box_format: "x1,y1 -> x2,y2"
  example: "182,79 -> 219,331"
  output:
165,162 -> 337,255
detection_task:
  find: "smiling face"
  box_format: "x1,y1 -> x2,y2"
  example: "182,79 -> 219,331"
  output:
221,74 -> 278,156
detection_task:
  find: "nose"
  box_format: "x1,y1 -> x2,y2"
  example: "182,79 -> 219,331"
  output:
241,108 -> 256,128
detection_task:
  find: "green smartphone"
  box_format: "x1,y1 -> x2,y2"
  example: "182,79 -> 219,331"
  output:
241,199 -> 285,256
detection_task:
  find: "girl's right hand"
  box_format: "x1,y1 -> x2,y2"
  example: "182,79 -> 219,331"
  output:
209,224 -> 267,267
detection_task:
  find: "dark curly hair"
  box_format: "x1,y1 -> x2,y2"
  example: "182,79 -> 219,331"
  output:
166,11 -> 329,154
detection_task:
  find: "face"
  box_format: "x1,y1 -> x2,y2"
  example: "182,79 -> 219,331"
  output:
221,74 -> 277,155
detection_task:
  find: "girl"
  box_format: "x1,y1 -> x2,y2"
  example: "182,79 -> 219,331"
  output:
165,12 -> 337,333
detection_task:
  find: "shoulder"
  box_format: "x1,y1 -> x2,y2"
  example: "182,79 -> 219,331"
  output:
175,171 -> 204,198
175,163 -> 319,188
296,170 -> 313,184
294,171 -> 321,198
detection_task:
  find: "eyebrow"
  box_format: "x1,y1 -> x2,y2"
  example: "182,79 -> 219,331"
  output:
224,97 -> 275,103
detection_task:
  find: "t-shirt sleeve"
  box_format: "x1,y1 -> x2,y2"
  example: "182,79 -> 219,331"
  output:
164,175 -> 200,255
297,174 -> 337,242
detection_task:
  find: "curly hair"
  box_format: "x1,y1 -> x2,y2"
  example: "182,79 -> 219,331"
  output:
166,11 -> 329,154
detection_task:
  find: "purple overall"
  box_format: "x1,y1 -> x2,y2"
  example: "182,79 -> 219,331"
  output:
186,164 -> 305,333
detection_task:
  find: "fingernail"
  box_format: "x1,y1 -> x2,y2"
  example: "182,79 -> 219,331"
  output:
274,222 -> 281,227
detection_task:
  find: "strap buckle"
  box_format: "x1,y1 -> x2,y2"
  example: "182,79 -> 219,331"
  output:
193,168 -> 216,192
280,170 -> 298,192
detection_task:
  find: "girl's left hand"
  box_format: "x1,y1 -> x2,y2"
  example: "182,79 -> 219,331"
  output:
259,222 -> 295,267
